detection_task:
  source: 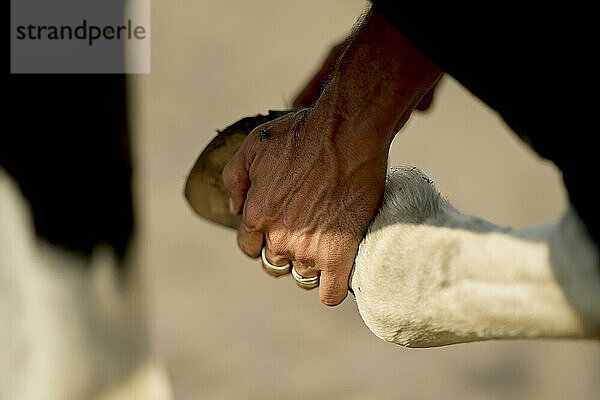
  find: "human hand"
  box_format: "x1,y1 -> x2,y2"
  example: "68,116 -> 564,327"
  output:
222,7 -> 442,306
222,108 -> 389,305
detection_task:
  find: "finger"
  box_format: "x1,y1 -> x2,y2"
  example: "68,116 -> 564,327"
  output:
237,221 -> 264,259
318,266 -> 351,306
261,246 -> 291,278
222,146 -> 253,215
292,260 -> 319,290
264,246 -> 290,267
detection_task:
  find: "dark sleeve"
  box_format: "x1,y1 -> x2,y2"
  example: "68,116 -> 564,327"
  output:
370,1 -> 599,247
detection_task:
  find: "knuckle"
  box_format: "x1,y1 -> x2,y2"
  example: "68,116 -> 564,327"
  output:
288,235 -> 315,265
321,249 -> 354,272
221,155 -> 250,194
267,252 -> 288,266
293,249 -> 313,266
292,262 -> 313,277
243,199 -> 263,229
267,238 -> 288,257
267,230 -> 288,253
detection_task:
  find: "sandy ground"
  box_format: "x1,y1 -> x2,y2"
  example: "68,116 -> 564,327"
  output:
130,1 -> 600,399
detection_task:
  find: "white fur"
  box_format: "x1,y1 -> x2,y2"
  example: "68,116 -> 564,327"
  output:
0,169 -> 173,400
352,166 -> 600,347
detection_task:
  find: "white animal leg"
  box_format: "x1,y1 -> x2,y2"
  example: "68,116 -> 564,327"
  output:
0,169 -> 173,400
352,167 -> 600,347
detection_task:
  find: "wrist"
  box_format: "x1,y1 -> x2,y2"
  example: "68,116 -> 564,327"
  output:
311,8 -> 442,154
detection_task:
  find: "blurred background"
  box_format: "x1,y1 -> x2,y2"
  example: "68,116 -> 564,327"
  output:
129,0 -> 600,399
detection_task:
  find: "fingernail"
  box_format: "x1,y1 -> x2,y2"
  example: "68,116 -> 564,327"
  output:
228,197 -> 236,214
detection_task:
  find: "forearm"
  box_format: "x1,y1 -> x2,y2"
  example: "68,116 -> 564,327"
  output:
311,8 -> 442,153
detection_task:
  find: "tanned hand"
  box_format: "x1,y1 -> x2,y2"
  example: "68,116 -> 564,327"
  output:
223,7 -> 443,306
